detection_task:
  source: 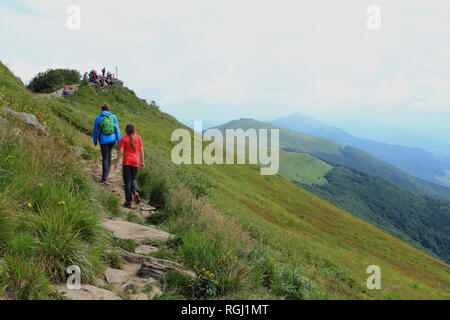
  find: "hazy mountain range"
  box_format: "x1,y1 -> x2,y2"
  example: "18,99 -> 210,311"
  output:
270,113 -> 450,188
215,118 -> 450,263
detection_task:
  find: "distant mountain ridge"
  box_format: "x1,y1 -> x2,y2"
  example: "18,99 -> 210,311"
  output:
270,113 -> 450,187
215,118 -> 450,263
216,118 -> 450,201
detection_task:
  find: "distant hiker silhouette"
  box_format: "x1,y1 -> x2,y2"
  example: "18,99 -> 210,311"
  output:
93,104 -> 121,183
114,123 -> 145,208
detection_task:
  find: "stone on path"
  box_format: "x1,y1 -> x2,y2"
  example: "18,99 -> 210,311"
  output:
118,248 -> 195,280
102,219 -> 173,242
130,293 -> 148,300
135,245 -> 158,255
148,286 -> 163,300
56,284 -> 122,300
104,268 -> 130,284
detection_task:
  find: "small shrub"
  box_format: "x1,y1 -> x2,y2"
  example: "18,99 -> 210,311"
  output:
28,69 -> 81,93
192,266 -> 219,299
271,267 -> 316,300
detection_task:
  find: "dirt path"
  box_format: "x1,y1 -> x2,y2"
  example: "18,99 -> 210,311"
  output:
37,84 -> 80,98
83,151 -> 155,217
56,152 -> 193,300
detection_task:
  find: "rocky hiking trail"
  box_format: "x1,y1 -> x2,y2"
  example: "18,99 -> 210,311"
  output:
56,152 -> 194,300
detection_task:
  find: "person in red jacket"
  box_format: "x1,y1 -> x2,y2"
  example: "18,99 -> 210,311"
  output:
114,123 -> 145,208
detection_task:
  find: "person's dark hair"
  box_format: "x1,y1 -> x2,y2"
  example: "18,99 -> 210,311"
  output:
125,123 -> 137,151
101,103 -> 111,111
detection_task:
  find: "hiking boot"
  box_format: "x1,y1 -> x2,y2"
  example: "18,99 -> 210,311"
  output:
133,191 -> 142,205
123,201 -> 132,209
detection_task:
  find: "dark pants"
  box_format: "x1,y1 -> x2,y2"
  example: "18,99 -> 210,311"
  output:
123,165 -> 140,203
100,143 -> 115,182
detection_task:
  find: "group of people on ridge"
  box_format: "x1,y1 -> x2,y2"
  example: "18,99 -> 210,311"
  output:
93,104 -> 145,208
85,67 -> 115,88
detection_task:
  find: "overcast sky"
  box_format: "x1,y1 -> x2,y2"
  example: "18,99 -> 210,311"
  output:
1,0 -> 449,149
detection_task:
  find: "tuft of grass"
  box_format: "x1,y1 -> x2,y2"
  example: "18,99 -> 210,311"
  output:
0,191 -> 16,250
0,253 -> 54,300
271,267 -> 316,300
102,248 -> 123,269
101,193 -> 122,217
160,271 -> 193,298
25,206 -> 95,282
114,238 -> 139,253
137,170 -> 170,210
125,210 -> 145,225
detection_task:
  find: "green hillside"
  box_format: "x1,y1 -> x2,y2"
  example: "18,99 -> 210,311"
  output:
217,119 -> 450,201
1,62 -> 449,300
298,166 -> 450,264
217,119 -> 450,263
216,118 -> 342,155
271,112 -> 450,188
279,152 -> 332,186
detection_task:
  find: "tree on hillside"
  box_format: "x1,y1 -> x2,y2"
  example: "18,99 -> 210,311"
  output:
28,69 -> 81,93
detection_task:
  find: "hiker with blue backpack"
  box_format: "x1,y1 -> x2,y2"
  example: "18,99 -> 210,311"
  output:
93,104 -> 121,183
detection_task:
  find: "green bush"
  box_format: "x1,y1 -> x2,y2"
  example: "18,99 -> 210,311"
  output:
192,266 -> 219,299
28,69 -> 81,93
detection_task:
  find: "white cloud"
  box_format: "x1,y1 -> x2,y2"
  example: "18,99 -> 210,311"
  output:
0,0 -> 449,124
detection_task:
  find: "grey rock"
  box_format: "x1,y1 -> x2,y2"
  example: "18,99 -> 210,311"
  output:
74,146 -> 85,156
130,293 -> 148,300
102,219 -> 173,242
56,284 -> 122,300
1,107 -> 48,135
148,286 -> 163,300
104,268 -> 130,284
135,245 -> 158,255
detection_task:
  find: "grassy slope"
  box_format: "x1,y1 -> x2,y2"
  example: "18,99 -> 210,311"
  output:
217,119 -> 450,201
39,84 -> 450,299
1,62 -> 449,299
0,64 -> 112,299
299,166 -> 450,264
280,152 -> 332,185
271,113 -> 450,188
